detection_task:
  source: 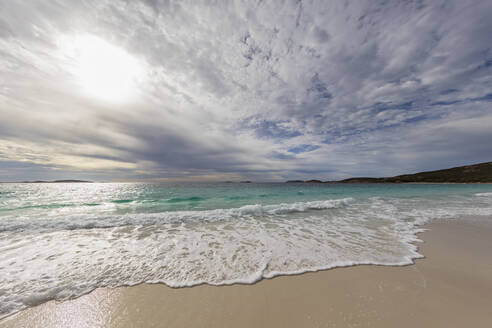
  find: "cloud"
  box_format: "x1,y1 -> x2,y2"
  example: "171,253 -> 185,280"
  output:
0,0 -> 491,181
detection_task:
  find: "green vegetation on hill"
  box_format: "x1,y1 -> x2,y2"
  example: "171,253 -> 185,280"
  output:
286,162 -> 492,183
341,162 -> 492,183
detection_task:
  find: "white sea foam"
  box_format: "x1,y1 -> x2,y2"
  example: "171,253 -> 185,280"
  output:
1,193 -> 492,319
0,198 -> 353,233
476,192 -> 492,197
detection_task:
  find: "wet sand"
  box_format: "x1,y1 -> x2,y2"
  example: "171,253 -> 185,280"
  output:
2,216 -> 492,328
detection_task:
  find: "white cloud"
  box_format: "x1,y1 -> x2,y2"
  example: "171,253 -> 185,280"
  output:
0,0 -> 491,181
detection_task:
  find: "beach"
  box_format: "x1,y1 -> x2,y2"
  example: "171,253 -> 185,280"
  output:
2,216 -> 491,328
2,0 -> 492,326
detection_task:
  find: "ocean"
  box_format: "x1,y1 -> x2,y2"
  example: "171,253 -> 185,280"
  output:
1,182 -> 492,318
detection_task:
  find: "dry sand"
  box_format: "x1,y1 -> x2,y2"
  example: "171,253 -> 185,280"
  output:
2,216 -> 492,328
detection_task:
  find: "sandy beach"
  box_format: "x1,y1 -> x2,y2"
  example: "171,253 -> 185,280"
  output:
2,216 -> 492,328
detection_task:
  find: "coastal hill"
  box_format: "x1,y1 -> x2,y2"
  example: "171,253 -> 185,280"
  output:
287,162 -> 492,183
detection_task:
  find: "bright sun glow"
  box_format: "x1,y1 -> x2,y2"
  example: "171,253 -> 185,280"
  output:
61,35 -> 144,103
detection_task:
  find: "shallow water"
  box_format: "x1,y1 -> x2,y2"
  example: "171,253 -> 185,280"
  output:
1,182 -> 492,318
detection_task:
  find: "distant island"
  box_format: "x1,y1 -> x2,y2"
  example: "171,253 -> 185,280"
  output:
4,162 -> 492,184
287,162 -> 492,183
20,180 -> 92,183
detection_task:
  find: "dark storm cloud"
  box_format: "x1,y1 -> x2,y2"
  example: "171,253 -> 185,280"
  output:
0,0 -> 491,181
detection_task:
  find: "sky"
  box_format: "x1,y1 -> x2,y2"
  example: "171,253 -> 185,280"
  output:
0,0 -> 491,182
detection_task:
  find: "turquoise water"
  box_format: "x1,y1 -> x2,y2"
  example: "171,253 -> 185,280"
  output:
1,182 -> 492,318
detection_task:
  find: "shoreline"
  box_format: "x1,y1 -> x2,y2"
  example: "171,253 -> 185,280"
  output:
2,216 -> 492,327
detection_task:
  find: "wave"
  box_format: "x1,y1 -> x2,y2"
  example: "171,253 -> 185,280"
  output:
2,192 -> 492,319
476,192 -> 492,197
0,198 -> 353,233
0,203 -> 74,212
0,196 -> 417,320
111,199 -> 134,204
166,196 -> 206,203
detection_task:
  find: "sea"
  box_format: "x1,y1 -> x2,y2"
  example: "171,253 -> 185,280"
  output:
1,182 -> 492,318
